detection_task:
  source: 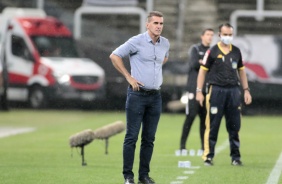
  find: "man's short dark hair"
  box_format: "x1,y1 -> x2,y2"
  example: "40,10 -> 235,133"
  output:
218,23 -> 233,32
147,11 -> 163,22
201,28 -> 214,35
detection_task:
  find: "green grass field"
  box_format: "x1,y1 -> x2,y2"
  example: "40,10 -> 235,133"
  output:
0,110 -> 281,184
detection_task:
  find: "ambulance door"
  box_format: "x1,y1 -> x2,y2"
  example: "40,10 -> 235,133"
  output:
6,34 -> 35,102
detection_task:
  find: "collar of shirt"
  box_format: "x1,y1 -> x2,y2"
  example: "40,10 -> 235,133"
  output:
145,31 -> 160,44
217,42 -> 232,55
200,43 -> 210,49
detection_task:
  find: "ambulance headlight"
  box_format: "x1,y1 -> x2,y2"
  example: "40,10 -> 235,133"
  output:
58,74 -> 70,84
54,73 -> 70,85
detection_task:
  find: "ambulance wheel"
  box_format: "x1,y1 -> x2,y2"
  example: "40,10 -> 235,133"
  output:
29,86 -> 47,109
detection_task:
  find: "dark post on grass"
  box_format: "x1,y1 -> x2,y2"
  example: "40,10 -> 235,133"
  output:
69,121 -> 125,166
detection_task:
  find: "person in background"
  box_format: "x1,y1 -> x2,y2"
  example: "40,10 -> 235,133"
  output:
110,11 -> 170,184
0,59 -> 8,110
180,28 -> 214,156
0,63 -> 3,90
196,23 -> 252,166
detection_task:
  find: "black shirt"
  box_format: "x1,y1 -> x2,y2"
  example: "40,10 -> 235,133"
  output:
201,42 -> 244,87
186,43 -> 210,92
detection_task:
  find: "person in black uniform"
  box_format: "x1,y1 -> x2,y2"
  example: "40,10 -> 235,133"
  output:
180,28 -> 214,154
0,63 -> 3,92
196,23 -> 252,166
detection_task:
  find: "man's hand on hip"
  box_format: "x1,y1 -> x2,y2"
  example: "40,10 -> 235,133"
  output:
127,76 -> 144,91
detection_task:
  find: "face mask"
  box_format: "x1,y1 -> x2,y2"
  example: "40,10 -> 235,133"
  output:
220,36 -> 233,45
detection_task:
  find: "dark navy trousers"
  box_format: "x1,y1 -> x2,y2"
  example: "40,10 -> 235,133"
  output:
203,85 -> 242,161
123,87 -> 162,180
180,92 -> 206,150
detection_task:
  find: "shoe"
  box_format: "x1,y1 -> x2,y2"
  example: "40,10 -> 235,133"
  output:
232,160 -> 243,166
138,176 -> 155,184
124,177 -> 135,184
204,158 -> 213,166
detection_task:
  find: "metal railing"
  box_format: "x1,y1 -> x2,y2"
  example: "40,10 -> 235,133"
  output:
230,0 -> 282,36
37,0 -> 44,9
73,0 -> 154,39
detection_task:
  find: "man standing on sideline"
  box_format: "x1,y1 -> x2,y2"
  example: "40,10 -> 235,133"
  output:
0,51 -> 4,108
110,11 -> 170,184
180,28 -> 214,155
196,23 -> 252,166
0,63 -> 3,95
0,63 -> 3,91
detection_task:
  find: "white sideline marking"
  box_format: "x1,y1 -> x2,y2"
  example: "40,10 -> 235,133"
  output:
189,166 -> 200,169
0,127 -> 35,138
183,171 -> 195,174
215,139 -> 229,154
171,139 -> 229,184
176,176 -> 188,180
266,152 -> 282,184
170,181 -> 183,184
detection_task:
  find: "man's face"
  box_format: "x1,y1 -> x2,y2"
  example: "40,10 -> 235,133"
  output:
146,16 -> 164,37
219,26 -> 233,37
202,30 -> 214,45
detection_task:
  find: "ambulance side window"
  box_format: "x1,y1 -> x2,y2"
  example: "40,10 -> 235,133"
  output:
11,35 -> 34,62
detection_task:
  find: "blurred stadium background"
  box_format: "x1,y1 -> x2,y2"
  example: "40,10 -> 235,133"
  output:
1,0 -> 282,113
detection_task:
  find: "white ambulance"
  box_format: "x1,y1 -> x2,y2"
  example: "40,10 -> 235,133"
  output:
0,8 -> 105,109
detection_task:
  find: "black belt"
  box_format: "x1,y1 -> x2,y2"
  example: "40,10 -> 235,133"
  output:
129,85 -> 160,95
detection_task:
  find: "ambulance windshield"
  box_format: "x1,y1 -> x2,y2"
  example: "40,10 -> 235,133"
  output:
31,36 -> 79,58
